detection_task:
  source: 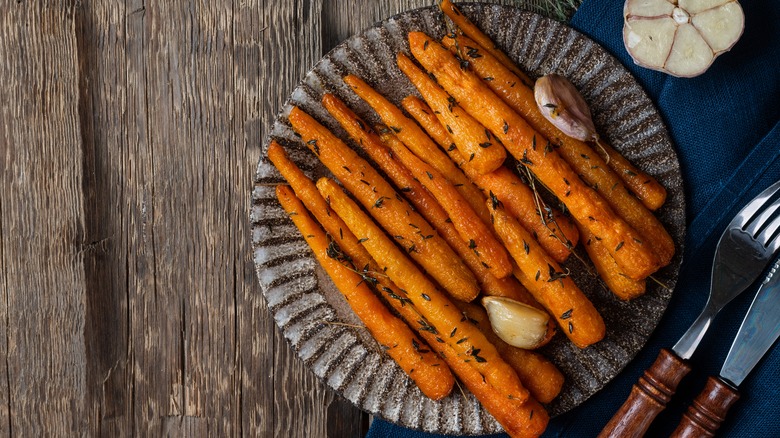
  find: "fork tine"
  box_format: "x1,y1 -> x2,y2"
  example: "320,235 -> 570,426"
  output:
760,214 -> 780,253
732,180 -> 780,229
745,195 -> 780,237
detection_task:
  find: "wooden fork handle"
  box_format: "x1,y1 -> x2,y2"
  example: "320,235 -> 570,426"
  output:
598,348 -> 692,438
669,376 -> 740,438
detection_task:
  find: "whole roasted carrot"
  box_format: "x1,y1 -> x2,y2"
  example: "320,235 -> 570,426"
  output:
592,140 -> 668,211
489,199 -> 606,348
322,92 -> 519,303
441,33 -> 673,265
435,339 -> 549,438
440,32 -> 667,212
396,53 -> 506,175
401,96 -> 579,264
276,185 -> 454,400
409,32 -> 661,280
318,176 -> 532,404
454,300 -> 564,404
342,74 -> 491,225
377,126 -> 513,280
269,141 -> 472,378
578,224 -> 646,301
288,106 -> 480,299
439,0 -> 534,88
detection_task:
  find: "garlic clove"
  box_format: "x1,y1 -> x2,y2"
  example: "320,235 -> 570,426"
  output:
482,296 -> 550,350
665,23 -> 714,77
623,0 -> 744,78
625,0 -> 675,16
692,2 -> 744,53
624,17 -> 678,71
534,74 -> 598,143
679,0 -> 731,14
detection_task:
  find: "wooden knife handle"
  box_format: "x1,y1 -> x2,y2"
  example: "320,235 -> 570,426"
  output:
598,348 -> 692,438
669,376 -> 740,438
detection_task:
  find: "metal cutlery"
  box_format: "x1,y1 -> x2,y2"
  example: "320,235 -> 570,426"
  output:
599,180 -> 780,438
670,258 -> 780,437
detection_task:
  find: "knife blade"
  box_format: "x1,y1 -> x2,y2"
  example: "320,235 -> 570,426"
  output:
670,258 -> 780,438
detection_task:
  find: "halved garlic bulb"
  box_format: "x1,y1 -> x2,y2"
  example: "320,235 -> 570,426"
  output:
482,296 -> 550,349
623,0 -> 744,77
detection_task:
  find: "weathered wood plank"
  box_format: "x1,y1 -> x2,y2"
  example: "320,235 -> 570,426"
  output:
75,0 -> 133,434
0,2 -> 87,435
235,0 -> 275,435
260,0 -> 367,436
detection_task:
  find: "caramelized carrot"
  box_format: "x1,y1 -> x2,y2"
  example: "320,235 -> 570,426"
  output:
318,176 -> 531,403
454,300 -> 564,404
441,33 -> 673,264
579,224 -> 646,301
323,92 -> 523,302
593,140 -> 667,211
270,141 -> 479,383
396,52 -> 506,174
439,0 -> 534,88
277,185 -> 454,400
377,126 -> 513,280
288,106 -> 479,299
401,95 -> 578,264
434,339 -> 549,438
489,199 -> 606,348
342,74 -> 491,225
409,32 -> 661,280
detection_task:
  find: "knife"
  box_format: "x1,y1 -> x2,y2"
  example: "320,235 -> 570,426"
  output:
670,258 -> 780,438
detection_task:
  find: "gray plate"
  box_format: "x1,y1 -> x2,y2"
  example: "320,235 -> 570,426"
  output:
251,3 -> 685,435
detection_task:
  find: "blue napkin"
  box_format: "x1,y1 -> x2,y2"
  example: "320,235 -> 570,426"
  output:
368,0 -> 780,436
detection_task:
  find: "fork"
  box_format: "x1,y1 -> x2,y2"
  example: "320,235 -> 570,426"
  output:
599,179 -> 780,438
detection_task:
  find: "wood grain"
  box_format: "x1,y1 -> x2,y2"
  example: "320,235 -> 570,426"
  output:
0,0 -> 574,436
0,1 -> 86,435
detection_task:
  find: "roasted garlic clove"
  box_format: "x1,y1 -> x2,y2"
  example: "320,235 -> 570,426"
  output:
534,74 -> 598,143
623,0 -> 744,78
482,296 -> 550,349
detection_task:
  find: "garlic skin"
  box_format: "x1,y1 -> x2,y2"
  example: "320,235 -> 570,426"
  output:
623,0 -> 744,78
482,296 -> 550,349
534,74 -> 598,142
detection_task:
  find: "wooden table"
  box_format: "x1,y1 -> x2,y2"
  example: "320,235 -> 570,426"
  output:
0,1 -> 574,435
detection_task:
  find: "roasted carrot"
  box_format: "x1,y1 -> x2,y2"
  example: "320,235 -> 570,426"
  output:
288,106 -> 479,299
436,339 -> 548,438
593,140 -> 667,211
268,141 -> 349,239
272,144 -> 545,432
422,336 -> 548,438
480,167 -> 579,262
454,300 -> 564,404
410,32 -> 661,280
439,0 -> 534,88
318,176 -> 532,403
401,95 -> 578,264
396,53 -> 506,175
277,185 -> 454,400
440,32 -> 668,212
489,199 -> 606,348
323,92 -> 522,303
377,126 -> 513,280
270,140 -> 480,382
579,225 -> 646,301
441,34 -> 673,265
342,74 -> 491,225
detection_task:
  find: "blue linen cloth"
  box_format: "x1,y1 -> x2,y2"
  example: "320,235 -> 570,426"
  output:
368,0 -> 780,436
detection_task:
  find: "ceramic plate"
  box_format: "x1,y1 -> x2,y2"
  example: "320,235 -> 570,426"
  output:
251,3 -> 685,435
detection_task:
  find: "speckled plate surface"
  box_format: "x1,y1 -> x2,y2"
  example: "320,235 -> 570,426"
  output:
251,3 -> 685,435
